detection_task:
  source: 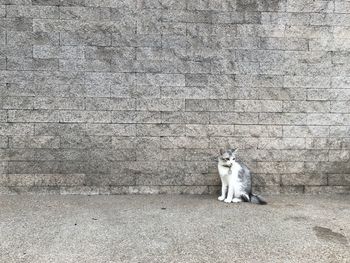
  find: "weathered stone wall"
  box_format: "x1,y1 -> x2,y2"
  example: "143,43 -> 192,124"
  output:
0,0 -> 349,194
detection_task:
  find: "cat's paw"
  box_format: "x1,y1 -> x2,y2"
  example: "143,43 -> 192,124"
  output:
232,198 -> 242,203
218,196 -> 225,201
224,198 -> 232,203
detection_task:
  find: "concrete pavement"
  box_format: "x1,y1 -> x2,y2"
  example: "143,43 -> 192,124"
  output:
0,194 -> 349,263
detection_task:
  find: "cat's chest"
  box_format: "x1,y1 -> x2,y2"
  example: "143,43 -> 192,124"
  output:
218,163 -> 241,178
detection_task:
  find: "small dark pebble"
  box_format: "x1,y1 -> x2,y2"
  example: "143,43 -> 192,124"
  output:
74,223 -> 77,226
161,208 -> 166,210
92,218 -> 98,220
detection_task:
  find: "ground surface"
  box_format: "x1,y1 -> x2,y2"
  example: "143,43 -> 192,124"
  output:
0,194 -> 349,263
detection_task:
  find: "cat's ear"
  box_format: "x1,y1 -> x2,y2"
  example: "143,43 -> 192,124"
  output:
232,148 -> 238,153
219,149 -> 225,155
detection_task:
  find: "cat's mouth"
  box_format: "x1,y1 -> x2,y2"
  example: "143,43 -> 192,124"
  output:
222,164 -> 232,168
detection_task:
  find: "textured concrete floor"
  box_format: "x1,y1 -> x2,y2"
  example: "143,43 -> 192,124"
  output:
0,195 -> 349,263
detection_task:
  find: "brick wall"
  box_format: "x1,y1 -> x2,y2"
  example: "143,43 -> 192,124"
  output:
0,0 -> 349,194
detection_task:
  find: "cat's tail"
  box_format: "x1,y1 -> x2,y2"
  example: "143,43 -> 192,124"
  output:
241,193 -> 267,205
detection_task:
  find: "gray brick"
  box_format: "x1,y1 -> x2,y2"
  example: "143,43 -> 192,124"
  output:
85,98 -> 135,111
305,161 -> 349,174
328,174 -> 350,186
136,123 -> 184,136
112,111 -> 161,124
331,101 -> 350,113
310,13 -> 350,26
86,124 -> 136,136
139,0 -> 186,10
260,37 -> 308,51
0,0 -> 32,4
85,46 -> 135,60
7,57 -> 59,71
236,50 -> 284,63
59,6 -> 102,20
227,87 -> 307,101
207,124 -> 235,136
111,136 -> 135,149
284,75 -> 331,88
256,161 -> 304,174
161,86 -> 209,99
209,136 -> 258,149
161,136 -> 209,149
258,138 -> 305,150
0,17 -> 32,31
0,96 -> 34,109
33,45 -> 85,59
0,30 -> 5,46
237,24 -> 285,37
32,0 -> 60,5
332,51 -> 350,64
0,44 -> 32,57
283,125 -> 329,138
0,56 -> 5,70
185,99 -> 235,112
10,136 -> 60,148
0,123 -> 34,135
259,113 -> 307,125
186,124 -> 209,137
34,97 -> 84,110
136,98 -> 185,111
0,136 -> 8,148
234,125 -> 283,137
7,5 -> 59,18
329,150 -> 350,162
284,25 -> 332,39
161,111 -> 210,124
0,5 -> 4,17
287,0 -> 334,13
7,31 -> 59,46
0,110 -> 8,122
210,112 -> 259,124
60,32 -> 111,46
34,123 -> 86,136
307,113 -> 350,126
307,89 -> 350,101
309,38 -> 350,51
61,135 -> 111,149
283,101 -> 330,113
59,110 -> 112,123
329,126 -> 350,137
235,100 -> 282,112
235,74 -> 283,87
137,73 -> 185,86
34,84 -> 86,97
8,109 -> 60,123
59,59 -> 111,72
333,27 -> 350,39
281,173 -> 327,186
33,19 -> 135,34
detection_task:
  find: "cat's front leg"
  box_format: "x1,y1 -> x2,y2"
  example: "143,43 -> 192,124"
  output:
218,183 -> 227,201
224,184 -> 234,203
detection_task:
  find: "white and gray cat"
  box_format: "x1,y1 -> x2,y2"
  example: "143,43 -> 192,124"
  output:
218,148 -> 266,205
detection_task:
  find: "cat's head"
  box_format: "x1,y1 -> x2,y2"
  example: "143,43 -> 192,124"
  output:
218,148 -> 238,167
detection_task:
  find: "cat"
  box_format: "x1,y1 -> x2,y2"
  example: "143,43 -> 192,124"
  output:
217,148 -> 266,205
